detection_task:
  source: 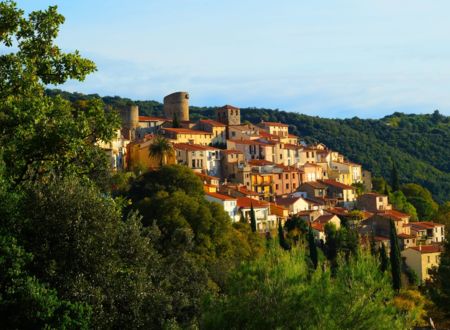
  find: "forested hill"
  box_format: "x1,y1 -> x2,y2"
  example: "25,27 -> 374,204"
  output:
46,89 -> 450,202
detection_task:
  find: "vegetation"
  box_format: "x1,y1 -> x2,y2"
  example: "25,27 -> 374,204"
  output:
148,135 -> 174,167
201,245 -> 423,329
389,220 -> 402,292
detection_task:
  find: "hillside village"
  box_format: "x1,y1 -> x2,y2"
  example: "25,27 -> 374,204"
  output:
101,91 -> 445,283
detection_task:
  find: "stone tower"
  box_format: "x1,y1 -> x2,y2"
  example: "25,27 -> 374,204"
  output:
120,105 -> 139,140
163,91 -> 189,122
216,104 -> 241,126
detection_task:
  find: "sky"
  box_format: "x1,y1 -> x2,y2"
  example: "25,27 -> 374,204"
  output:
13,0 -> 450,118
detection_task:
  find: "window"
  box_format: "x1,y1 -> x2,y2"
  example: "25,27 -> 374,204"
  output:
286,183 -> 289,189
232,131 -> 236,137
191,159 -> 195,167
293,183 -> 296,189
275,184 -> 279,190
427,256 -> 430,263
285,174 -> 289,179
278,174 -> 282,179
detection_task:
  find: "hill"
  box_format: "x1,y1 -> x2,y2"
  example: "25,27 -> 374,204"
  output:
46,89 -> 450,202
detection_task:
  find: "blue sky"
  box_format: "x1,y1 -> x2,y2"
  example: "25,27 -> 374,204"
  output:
15,0 -> 450,118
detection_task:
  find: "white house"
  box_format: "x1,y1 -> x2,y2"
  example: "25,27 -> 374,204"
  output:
275,196 -> 310,215
205,192 -> 239,222
237,197 -> 277,232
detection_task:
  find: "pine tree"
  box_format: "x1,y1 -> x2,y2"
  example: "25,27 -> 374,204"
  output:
379,242 -> 389,273
278,219 -> 291,251
389,220 -> 402,292
430,238 -> 450,318
391,162 -> 400,192
250,203 -> 257,233
308,227 -> 318,269
172,112 -> 180,128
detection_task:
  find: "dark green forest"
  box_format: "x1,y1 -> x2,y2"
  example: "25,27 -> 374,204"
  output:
47,90 -> 450,203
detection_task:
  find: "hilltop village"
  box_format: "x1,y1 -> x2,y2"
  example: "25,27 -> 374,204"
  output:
101,91 -> 445,283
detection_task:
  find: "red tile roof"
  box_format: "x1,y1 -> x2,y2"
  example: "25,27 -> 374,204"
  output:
220,104 -> 239,110
199,119 -> 226,127
315,214 -> 337,224
222,149 -> 243,154
237,197 -> 269,209
164,128 -> 213,135
320,179 -> 354,190
205,192 -> 236,201
248,159 -> 274,166
409,245 -> 443,254
300,181 -> 327,189
139,116 -> 169,122
376,209 -> 410,221
259,131 -> 280,140
310,222 -> 325,232
409,221 -> 444,230
397,233 -> 415,239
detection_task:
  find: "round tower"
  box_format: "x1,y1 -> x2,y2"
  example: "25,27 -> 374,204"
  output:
120,105 -> 139,140
163,91 -> 189,122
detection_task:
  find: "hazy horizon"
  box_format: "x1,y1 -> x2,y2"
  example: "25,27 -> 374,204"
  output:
16,0 -> 450,118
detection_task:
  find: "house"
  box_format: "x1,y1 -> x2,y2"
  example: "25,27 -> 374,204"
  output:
310,214 -> 341,243
205,192 -> 239,222
174,143 -> 221,176
407,222 -> 445,245
127,135 -> 176,170
357,193 -> 392,212
273,165 -> 300,196
237,197 -> 277,232
299,163 -> 324,183
227,123 -> 260,140
97,128 -> 129,171
360,209 -> 411,239
258,121 -> 289,138
319,179 -> 357,206
401,245 -> 443,283
161,127 -> 213,145
219,183 -> 260,200
195,119 -> 226,146
298,181 -> 328,199
275,196 -> 310,215
221,149 -> 245,180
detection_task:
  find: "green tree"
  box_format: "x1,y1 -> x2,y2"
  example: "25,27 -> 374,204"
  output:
278,219 -> 290,251
379,242 -> 389,273
0,1 -> 119,187
250,203 -> 257,233
201,246 -> 420,329
400,183 -> 439,220
324,223 -> 339,275
308,227 -> 318,270
389,220 -> 402,292
389,190 -> 418,220
430,236 -> 450,320
172,112 -> 180,128
0,233 -> 91,329
391,162 -> 400,192
148,135 -> 174,167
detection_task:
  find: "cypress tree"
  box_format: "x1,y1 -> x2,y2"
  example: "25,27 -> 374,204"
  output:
389,220 -> 402,292
391,162 -> 400,192
239,211 -> 247,224
379,242 -> 389,273
172,112 -> 180,128
369,230 -> 377,256
250,203 -> 257,233
325,223 -> 339,276
278,219 -> 291,251
308,226 -> 318,269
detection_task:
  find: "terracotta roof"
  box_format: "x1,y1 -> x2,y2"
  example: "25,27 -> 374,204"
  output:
205,192 -> 236,201
310,222 -> 325,232
195,172 -> 220,181
220,104 -> 239,110
174,143 -> 218,151
275,197 -> 302,207
302,163 -> 323,168
260,121 -> 289,127
300,181 -> 327,189
327,207 -> 349,216
376,209 -> 410,221
228,139 -> 267,146
199,119 -> 226,127
360,192 -> 386,198
139,116 -> 168,122
248,159 -> 274,166
320,179 -> 354,190
315,214 -> 337,224
288,134 -> 298,138
282,143 -> 301,150
409,221 -> 444,230
397,233 -> 415,239
237,197 -> 269,209
409,245 -> 443,254
163,128 -> 213,135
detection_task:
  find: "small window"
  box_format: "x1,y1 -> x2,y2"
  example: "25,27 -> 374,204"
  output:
286,183 -> 289,189
427,256 -> 430,263
285,174 -> 289,179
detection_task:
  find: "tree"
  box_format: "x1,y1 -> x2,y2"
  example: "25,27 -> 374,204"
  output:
430,236 -> 450,320
389,220 -> 402,292
148,135 -> 174,167
250,203 -> 257,233
278,219 -> 290,251
324,223 -> 339,275
379,243 -> 389,273
391,162 -> 400,192
0,1 -> 119,187
172,112 -> 180,128
400,183 -> 439,220
201,247 -> 421,329
389,190 -> 418,221
308,227 -> 318,270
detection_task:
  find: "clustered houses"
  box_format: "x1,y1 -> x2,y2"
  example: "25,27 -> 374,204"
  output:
103,91 -> 445,282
